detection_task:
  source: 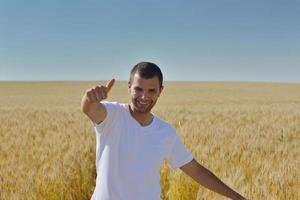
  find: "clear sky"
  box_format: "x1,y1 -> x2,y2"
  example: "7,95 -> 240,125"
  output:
1,0 -> 299,82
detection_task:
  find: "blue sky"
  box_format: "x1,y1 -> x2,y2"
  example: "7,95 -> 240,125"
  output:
0,0 -> 299,82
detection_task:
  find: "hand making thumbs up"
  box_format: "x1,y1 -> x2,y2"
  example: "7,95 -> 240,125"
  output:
85,79 -> 115,103
81,79 -> 116,124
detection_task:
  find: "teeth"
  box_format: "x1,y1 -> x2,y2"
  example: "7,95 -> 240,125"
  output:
138,99 -> 147,105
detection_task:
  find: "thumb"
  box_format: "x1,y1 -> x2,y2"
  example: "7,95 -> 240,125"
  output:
105,79 -> 115,92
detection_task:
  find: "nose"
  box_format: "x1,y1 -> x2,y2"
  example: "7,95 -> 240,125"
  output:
140,91 -> 149,100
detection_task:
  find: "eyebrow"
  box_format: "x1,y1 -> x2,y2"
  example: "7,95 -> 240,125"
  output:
134,86 -> 156,91
134,86 -> 142,90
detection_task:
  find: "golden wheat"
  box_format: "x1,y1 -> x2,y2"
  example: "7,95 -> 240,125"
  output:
0,81 -> 299,200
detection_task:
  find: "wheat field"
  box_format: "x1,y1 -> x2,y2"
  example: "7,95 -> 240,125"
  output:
0,81 -> 299,200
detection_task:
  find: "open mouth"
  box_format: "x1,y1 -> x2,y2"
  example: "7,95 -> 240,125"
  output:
136,99 -> 149,107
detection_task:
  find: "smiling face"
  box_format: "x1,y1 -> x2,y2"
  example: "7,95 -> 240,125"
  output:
128,73 -> 164,114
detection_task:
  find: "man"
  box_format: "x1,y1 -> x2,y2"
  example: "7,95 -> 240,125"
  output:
81,62 -> 247,200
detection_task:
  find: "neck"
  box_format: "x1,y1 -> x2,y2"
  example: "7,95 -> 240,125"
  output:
129,103 -> 153,126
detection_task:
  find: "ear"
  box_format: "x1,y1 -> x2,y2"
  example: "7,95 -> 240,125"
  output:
160,85 -> 164,92
158,85 -> 164,96
128,81 -> 132,93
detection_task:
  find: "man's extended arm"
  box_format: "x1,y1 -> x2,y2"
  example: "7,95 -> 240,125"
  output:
180,159 -> 247,200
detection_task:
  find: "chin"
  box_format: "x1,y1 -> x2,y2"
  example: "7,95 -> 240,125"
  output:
135,105 -> 151,113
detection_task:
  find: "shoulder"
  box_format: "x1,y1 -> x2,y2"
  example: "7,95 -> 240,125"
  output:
101,101 -> 126,112
154,116 -> 177,135
101,100 -> 122,107
93,101 -> 127,130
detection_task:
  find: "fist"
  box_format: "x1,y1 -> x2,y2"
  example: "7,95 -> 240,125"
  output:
85,79 -> 115,103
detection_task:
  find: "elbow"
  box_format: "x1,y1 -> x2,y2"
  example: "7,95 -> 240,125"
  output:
81,96 -> 90,114
81,103 -> 90,115
81,105 -> 88,114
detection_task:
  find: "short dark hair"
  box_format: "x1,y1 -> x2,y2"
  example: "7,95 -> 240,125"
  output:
129,62 -> 163,87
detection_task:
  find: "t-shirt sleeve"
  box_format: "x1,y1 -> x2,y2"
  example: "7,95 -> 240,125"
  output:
93,101 -> 118,134
166,131 -> 194,170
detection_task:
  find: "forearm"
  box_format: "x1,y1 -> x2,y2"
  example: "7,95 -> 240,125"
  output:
195,165 -> 243,199
181,160 -> 245,200
81,93 -> 92,113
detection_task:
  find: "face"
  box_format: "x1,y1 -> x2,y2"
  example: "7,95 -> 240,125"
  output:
128,73 -> 163,114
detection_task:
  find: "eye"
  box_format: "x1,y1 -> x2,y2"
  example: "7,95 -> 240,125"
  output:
134,87 -> 142,92
149,89 -> 156,93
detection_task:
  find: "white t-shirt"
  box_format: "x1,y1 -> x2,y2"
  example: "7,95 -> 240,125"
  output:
91,101 -> 193,200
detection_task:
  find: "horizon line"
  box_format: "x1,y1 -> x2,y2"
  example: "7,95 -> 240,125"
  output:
0,79 -> 300,85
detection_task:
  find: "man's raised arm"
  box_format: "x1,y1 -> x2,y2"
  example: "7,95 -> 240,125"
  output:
81,79 -> 115,124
